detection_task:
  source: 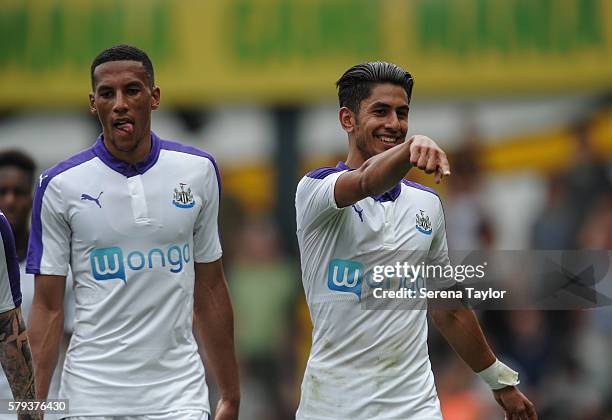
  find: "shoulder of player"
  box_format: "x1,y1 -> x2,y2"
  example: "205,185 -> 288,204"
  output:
298,166 -> 344,189
401,179 -> 444,208
158,138 -> 221,196
38,147 -> 99,193
158,139 -> 219,172
296,166 -> 345,199
401,179 -> 441,199
401,179 -> 446,222
303,166 -> 344,181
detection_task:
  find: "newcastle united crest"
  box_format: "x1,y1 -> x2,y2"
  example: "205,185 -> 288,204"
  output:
416,209 -> 432,235
172,183 -> 195,208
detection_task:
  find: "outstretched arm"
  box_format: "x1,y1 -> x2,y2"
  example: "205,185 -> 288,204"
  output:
334,135 -> 451,208
430,307 -> 537,419
194,259 -> 240,420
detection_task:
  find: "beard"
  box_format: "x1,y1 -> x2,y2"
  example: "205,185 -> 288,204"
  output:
354,131 -> 378,161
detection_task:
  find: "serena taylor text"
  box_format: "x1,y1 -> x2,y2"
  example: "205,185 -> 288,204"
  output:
372,287 -> 507,300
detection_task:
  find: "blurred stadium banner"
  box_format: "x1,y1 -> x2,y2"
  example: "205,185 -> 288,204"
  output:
1,0 -> 611,107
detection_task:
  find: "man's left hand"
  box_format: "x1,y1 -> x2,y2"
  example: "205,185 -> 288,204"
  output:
493,386 -> 537,420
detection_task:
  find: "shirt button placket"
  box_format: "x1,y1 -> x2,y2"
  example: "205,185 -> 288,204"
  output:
127,175 -> 150,223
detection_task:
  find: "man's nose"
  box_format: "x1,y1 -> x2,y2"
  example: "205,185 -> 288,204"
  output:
385,112 -> 401,131
0,191 -> 16,207
113,91 -> 128,113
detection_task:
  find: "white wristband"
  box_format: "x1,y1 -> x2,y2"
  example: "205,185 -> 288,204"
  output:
477,359 -> 520,390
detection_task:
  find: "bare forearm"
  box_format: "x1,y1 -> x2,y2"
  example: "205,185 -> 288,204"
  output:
431,308 -> 496,372
335,135 -> 450,207
0,307 -> 35,400
434,310 -> 538,418
195,280 -> 240,402
358,141 -> 413,197
27,304 -> 63,399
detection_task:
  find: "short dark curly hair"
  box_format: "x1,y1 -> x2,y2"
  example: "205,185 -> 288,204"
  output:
0,149 -> 36,187
90,44 -> 155,88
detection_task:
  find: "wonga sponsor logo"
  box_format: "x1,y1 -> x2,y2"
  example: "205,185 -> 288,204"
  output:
327,258 -> 429,301
327,259 -> 363,299
90,243 -> 191,283
90,247 -> 126,282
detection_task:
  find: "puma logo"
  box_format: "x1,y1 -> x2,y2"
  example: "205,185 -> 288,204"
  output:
81,191 -> 103,208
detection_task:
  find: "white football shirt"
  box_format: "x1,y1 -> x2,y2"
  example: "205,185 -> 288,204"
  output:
295,162 -> 450,420
0,211 -> 20,314
27,133 -> 222,417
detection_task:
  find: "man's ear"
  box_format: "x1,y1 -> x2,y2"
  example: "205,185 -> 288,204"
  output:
89,92 -> 97,115
151,87 -> 161,111
339,107 -> 356,134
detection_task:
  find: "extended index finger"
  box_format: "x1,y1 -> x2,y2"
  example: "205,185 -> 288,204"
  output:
438,153 -> 451,177
434,165 -> 450,184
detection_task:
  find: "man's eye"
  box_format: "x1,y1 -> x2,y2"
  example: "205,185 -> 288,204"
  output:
127,88 -> 139,95
99,91 -> 113,98
374,109 -> 386,116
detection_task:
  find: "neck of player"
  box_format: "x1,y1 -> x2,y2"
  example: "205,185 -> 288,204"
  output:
104,129 -> 152,164
344,146 -> 368,169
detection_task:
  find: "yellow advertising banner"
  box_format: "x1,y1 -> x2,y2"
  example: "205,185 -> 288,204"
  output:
1,0 -> 611,107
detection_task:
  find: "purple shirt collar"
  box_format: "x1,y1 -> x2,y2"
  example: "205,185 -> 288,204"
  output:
93,132 -> 161,177
336,161 -> 402,202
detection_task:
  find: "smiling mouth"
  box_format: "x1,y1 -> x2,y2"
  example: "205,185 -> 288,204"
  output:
377,135 -> 402,145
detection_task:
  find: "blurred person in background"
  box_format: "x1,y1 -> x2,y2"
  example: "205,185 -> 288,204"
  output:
26,45 -> 239,420
0,150 -> 74,419
228,218 -> 299,420
572,190 -> 612,418
295,61 -> 535,420
577,189 -> 612,251
562,119 -> 612,246
444,126 -> 495,251
0,151 -> 35,263
217,194 -> 247,272
0,210 -> 38,419
531,174 -> 574,250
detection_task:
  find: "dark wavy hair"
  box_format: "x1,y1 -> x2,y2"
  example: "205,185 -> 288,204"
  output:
336,62 -> 414,112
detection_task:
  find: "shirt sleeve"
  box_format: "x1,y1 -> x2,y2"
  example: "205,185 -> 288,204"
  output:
193,157 -> 223,263
26,176 -> 71,276
426,198 -> 455,288
427,198 -> 450,266
0,212 -> 21,311
295,170 -> 345,234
